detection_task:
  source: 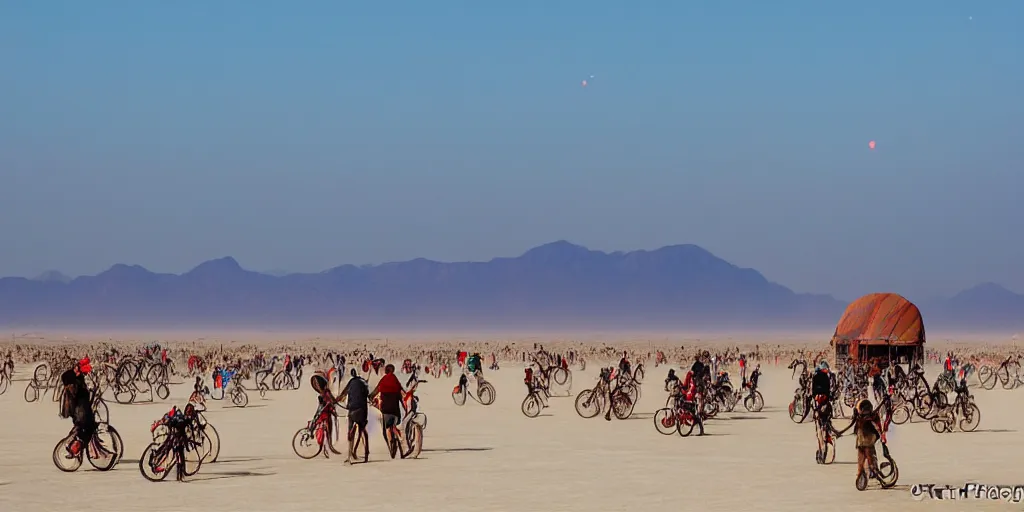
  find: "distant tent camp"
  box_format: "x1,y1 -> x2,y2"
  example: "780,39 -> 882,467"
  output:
831,293 -> 925,367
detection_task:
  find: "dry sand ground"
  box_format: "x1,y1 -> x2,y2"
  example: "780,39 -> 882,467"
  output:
2,338 -> 1023,511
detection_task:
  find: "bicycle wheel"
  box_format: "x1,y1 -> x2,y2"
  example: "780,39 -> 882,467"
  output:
86,425 -> 120,471
113,385 -> 135,405
877,451 -> 898,488
109,425 -> 125,463
891,403 -> 910,425
653,408 -> 677,435
855,470 -> 868,491
156,384 -> 170,401
745,391 -> 764,412
272,372 -> 285,391
183,440 -> 203,476
0,374 -> 8,395
822,439 -> 835,465
231,388 -> 249,407
574,390 -> 600,419
34,364 -> 49,384
411,412 -> 427,431
549,368 -> 572,395
93,398 -> 110,424
788,397 -> 802,423
452,387 -> 466,406
978,366 -> 996,390
612,391 -> 634,420
958,403 -> 981,432
405,423 -> 423,459
930,417 -> 948,433
521,394 -> 542,418
292,428 -> 323,459
201,424 -> 221,463
24,382 -> 39,403
549,367 -> 567,385
259,383 -> 269,398
52,433 -> 83,472
677,411 -> 696,437
139,443 -> 173,482
477,382 -> 496,406
703,399 -> 719,419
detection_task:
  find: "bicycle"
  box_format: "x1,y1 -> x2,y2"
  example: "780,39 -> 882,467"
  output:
0,360 -> 12,396
52,422 -> 124,472
292,401 -> 349,460
856,441 -> 899,491
140,419 -> 204,482
452,372 -> 496,406
929,380 -> 981,433
654,385 -> 704,437
521,378 -> 550,418
575,369 -> 632,420
978,355 -> 1022,390
372,398 -> 423,460
24,362 -> 53,403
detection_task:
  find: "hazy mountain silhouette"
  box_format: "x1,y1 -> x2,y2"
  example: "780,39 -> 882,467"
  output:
0,241 -> 1020,329
32,270 -> 72,283
921,282 -> 1024,329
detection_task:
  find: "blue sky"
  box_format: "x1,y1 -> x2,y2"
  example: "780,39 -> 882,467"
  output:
1,1 -> 1021,301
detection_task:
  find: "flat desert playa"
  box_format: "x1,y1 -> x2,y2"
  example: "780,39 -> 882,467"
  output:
1,335 -> 1022,512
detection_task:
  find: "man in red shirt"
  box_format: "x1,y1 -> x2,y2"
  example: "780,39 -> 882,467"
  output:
369,364 -> 406,453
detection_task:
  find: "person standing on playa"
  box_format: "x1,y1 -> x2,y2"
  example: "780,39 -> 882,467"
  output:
338,368 -> 369,464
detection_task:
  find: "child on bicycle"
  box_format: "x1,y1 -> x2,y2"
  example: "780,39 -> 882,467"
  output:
837,399 -> 886,482
524,367 -> 548,408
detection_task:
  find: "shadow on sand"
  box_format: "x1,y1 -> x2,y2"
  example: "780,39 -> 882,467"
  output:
422,447 -> 494,453
973,428 -> 1016,433
191,470 -> 276,482
216,457 -> 264,463
725,415 -> 766,421
626,413 -> 654,420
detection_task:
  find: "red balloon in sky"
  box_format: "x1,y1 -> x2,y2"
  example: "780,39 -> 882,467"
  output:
868,140 -> 876,150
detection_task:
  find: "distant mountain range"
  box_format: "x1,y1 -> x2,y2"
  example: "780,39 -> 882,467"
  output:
1,241 -> 1021,329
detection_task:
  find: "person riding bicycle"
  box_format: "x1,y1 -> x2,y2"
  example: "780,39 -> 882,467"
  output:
466,352 -> 484,390
811,361 -> 834,462
149,404 -> 197,480
618,352 -> 631,378
188,376 -> 208,411
523,366 -> 548,408
255,355 -> 277,388
59,357 -> 96,458
838,399 -> 886,483
746,364 -> 761,391
338,368 -> 369,463
369,364 -> 406,453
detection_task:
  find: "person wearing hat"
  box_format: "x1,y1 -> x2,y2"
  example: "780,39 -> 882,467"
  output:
59,357 -> 96,457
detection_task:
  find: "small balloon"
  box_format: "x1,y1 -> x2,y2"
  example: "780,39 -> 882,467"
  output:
868,140 -> 876,150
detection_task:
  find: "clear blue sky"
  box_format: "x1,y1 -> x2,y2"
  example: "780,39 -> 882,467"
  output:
1,1 -> 1021,301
